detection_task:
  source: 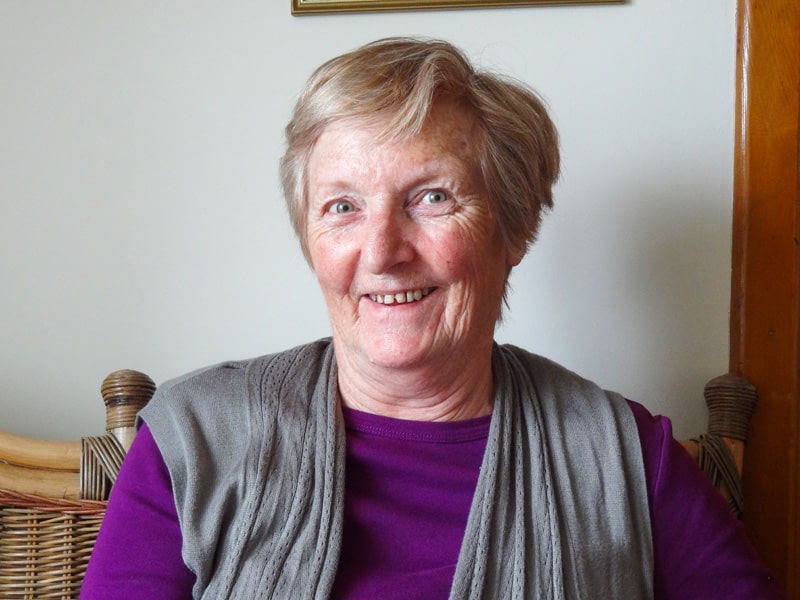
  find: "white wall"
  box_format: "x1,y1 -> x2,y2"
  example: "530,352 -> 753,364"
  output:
0,0 -> 736,441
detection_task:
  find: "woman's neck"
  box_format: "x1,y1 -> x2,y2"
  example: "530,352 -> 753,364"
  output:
333,344 -> 495,422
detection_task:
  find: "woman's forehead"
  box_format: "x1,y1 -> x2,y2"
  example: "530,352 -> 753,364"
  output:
309,113 -> 480,188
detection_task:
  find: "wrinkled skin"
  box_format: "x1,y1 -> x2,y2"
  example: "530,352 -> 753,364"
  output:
306,100 -> 521,421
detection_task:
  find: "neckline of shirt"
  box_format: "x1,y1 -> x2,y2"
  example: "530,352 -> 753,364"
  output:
341,406 -> 492,443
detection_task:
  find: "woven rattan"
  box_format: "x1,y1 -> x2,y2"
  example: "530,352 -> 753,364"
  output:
0,491 -> 106,599
689,373 -> 758,520
704,374 -> 757,442
696,433 -> 744,518
80,436 -> 126,502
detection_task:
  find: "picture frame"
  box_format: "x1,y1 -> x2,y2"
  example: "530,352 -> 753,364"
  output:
292,0 -> 622,15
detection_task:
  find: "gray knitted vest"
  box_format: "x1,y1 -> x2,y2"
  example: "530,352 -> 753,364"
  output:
141,339 -> 653,599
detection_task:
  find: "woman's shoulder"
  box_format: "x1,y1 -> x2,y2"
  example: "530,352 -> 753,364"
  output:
497,343 -> 605,388
135,337 -> 337,517
142,338 -> 335,419
496,343 -> 629,415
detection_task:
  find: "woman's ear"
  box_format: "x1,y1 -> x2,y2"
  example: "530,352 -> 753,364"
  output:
506,245 -> 525,268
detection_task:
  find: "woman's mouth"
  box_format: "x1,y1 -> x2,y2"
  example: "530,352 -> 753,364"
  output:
368,287 -> 434,305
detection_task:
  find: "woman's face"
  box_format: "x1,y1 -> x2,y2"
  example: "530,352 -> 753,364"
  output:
306,101 -> 521,373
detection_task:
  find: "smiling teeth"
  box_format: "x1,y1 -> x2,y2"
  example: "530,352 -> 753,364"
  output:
369,288 -> 433,305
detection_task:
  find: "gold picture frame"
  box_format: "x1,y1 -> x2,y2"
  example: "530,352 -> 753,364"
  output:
292,0 -> 622,15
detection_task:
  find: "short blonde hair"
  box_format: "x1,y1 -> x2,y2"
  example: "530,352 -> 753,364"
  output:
280,37 -> 560,264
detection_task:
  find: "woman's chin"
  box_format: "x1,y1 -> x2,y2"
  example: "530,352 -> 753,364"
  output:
358,335 -> 437,371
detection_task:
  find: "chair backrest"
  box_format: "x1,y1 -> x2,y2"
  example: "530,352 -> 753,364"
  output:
0,370 -> 155,599
0,368 -> 755,598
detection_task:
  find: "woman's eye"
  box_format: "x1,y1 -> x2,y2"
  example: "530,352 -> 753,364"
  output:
422,190 -> 448,204
328,200 -> 355,214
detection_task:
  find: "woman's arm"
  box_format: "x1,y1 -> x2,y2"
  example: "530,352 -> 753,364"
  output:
629,401 -> 786,599
81,423 -> 195,599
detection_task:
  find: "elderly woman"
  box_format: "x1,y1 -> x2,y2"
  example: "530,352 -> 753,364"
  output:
82,38 -> 784,599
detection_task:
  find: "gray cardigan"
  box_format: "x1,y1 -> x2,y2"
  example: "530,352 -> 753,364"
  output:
141,339 -> 653,599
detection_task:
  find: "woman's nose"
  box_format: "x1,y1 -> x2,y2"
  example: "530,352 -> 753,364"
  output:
362,206 -> 415,273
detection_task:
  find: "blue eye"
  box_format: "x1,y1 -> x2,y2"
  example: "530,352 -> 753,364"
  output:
422,190 -> 448,204
329,200 -> 355,214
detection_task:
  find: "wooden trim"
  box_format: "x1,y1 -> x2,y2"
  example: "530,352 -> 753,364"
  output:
291,0 -> 620,15
731,0 -> 800,594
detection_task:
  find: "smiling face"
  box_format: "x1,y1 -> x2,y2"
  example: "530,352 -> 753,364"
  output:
306,100 -> 521,377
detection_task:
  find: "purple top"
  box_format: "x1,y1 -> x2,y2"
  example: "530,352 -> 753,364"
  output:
82,401 -> 785,599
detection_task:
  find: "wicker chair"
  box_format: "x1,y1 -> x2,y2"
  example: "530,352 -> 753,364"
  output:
0,370 -> 155,599
0,369 -> 755,598
679,373 -> 757,519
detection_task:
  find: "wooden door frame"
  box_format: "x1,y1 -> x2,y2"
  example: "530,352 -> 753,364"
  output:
732,0 -> 800,594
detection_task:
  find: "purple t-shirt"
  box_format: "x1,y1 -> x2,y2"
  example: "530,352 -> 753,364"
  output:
82,401 -> 785,599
